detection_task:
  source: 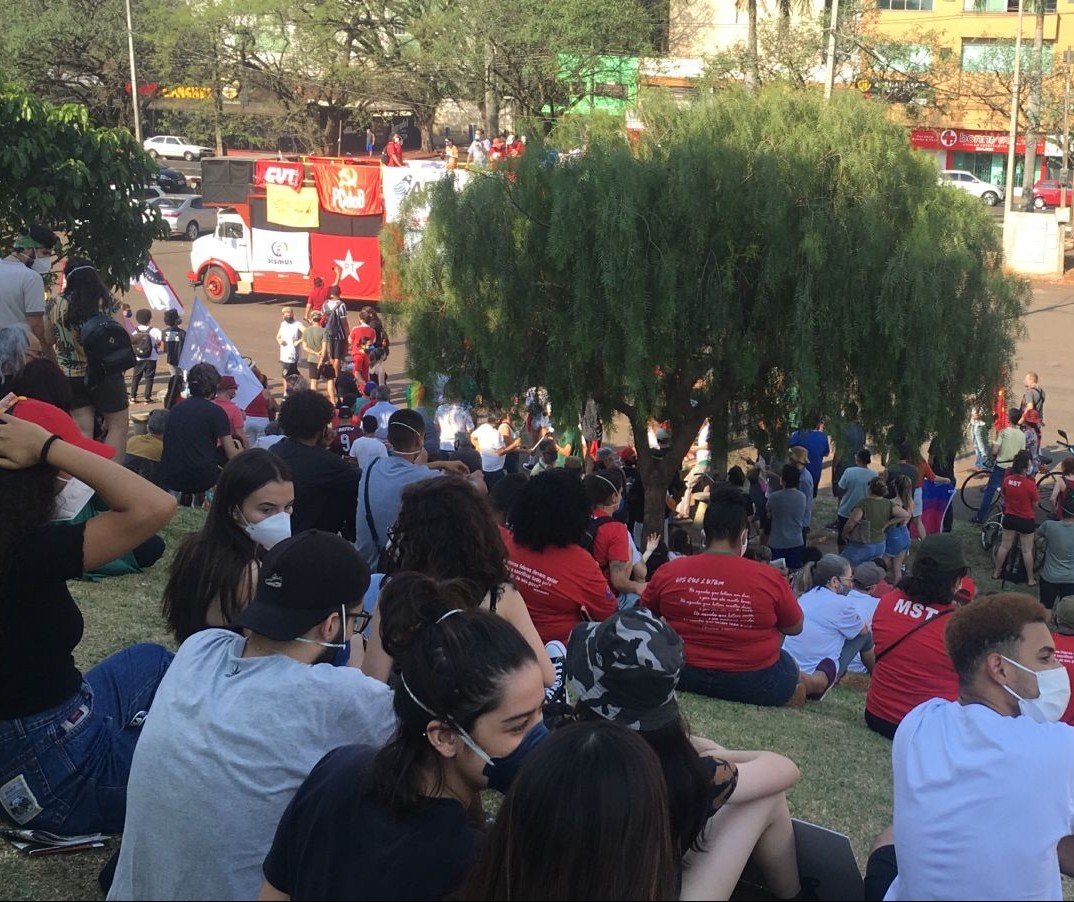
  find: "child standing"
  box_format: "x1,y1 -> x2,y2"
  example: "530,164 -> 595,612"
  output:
130,308 -> 162,404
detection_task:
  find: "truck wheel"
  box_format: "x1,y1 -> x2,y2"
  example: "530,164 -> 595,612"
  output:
203,265 -> 233,304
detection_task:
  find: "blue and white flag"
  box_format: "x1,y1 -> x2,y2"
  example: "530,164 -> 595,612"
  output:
178,297 -> 262,409
133,255 -> 184,313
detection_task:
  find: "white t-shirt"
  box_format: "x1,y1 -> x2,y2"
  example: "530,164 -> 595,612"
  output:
887,698 -> 1074,901
845,588 -> 881,674
435,402 -> 475,451
364,400 -> 399,439
107,630 -> 396,902
472,422 -> 505,472
277,320 -> 303,363
781,586 -> 864,673
349,434 -> 388,472
0,258 -> 46,329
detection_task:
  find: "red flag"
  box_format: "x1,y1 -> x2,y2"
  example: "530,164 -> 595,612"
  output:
312,162 -> 384,216
254,160 -> 304,190
311,234 -> 381,299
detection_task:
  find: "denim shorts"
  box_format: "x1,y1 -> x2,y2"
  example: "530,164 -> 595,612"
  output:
678,649 -> 800,707
884,524 -> 911,557
843,540 -> 886,566
0,643 -> 172,835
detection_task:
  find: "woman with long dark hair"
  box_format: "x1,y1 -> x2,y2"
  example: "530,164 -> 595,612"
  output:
46,257 -> 130,458
162,448 -> 294,643
0,398 -> 175,834
257,573 -> 548,901
566,609 -> 806,901
460,720 -> 679,901
363,476 -> 554,686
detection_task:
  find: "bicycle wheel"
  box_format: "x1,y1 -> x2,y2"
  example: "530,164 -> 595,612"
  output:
960,469 -> 991,514
1037,471 -> 1060,515
980,519 -> 1003,554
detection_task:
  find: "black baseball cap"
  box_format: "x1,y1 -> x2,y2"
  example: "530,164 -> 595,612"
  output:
232,530 -> 371,640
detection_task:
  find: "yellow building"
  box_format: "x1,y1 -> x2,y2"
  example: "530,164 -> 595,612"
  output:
866,0 -> 1069,185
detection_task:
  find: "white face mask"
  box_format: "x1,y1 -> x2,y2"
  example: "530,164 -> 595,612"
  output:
294,604 -> 348,649
52,476 -> 96,522
740,530 -> 749,556
31,256 -> 52,274
241,510 -> 292,549
1001,655 -> 1071,723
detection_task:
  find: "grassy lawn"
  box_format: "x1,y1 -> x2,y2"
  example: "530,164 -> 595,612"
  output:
0,494 -> 1035,900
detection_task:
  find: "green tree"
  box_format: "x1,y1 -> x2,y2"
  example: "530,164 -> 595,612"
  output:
0,84 -> 164,289
386,87 -> 1027,534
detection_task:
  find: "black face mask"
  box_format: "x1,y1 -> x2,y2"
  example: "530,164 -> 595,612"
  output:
284,316 -> 294,323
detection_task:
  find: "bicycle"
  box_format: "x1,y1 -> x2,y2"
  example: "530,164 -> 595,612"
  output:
1035,428 -> 1074,516
959,463 -> 996,516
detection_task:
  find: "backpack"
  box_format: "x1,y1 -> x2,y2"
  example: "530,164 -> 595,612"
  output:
131,329 -> 154,360
80,314 -> 136,380
580,516 -> 615,554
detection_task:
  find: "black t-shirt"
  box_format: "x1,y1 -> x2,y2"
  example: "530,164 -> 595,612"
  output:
0,522 -> 86,718
160,396 -> 231,491
163,326 -> 186,367
262,744 -> 483,901
270,439 -> 359,539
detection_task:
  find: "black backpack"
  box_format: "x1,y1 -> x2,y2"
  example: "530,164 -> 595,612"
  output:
81,315 -> 136,380
131,329 -> 154,360
580,516 -> 615,554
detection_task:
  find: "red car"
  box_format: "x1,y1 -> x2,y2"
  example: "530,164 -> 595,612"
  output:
1031,179 -> 1074,209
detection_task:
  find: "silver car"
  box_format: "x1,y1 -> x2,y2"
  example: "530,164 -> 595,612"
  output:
150,195 -> 218,240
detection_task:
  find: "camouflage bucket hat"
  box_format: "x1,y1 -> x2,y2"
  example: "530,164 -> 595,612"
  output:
566,608 -> 684,731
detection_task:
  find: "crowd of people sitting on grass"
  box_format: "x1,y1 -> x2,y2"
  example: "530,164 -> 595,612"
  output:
4,247 -> 1074,897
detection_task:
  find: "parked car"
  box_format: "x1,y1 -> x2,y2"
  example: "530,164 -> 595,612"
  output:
149,195 -> 218,240
143,135 -> 214,161
153,163 -> 188,193
1031,178 -> 1074,209
938,170 -> 1003,206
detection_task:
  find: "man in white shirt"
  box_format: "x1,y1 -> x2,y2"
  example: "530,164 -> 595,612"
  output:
275,306 -> 303,379
364,384 -> 399,439
349,413 -> 388,472
467,128 -> 489,165
107,530 -> 396,902
434,393 -> 474,459
472,411 -> 520,491
0,225 -> 58,352
865,592 -> 1074,902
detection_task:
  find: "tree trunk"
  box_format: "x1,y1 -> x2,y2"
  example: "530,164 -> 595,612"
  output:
707,399 -> 730,480
484,40 -> 500,136
745,0 -> 759,91
414,106 -> 435,152
1021,7 -> 1046,209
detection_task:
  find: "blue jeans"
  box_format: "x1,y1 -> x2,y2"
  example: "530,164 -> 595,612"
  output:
679,649 -> 800,707
972,424 -> 990,469
843,539 -> 886,566
974,465 -> 1007,523
0,643 -> 172,835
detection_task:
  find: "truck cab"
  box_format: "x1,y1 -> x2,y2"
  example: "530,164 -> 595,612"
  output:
188,210 -> 253,304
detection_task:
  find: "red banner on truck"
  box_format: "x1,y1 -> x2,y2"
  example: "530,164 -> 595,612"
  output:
312,163 -> 384,216
253,160 -> 304,190
310,234 -> 382,299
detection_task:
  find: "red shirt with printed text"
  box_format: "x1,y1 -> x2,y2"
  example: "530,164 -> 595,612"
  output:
865,590 -> 959,726
1002,473 -> 1039,520
640,552 -> 803,671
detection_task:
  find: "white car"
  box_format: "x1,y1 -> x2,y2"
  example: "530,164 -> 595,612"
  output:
938,170 -> 1003,207
143,135 -> 214,161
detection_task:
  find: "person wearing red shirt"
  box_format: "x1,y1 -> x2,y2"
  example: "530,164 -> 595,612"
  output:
503,469 -> 617,646
1050,595 -> 1074,725
581,470 -> 647,604
303,276 -> 330,323
864,533 -> 969,739
993,450 -> 1039,584
212,376 -> 248,449
384,133 -> 404,167
641,486 -> 833,708
349,335 -> 371,385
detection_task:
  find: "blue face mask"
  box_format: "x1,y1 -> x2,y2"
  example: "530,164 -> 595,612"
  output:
455,720 -> 549,794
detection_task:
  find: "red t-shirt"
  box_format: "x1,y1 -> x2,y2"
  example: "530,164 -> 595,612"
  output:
1053,631 -> 1074,725
350,324 -> 376,347
589,509 -> 631,589
640,552 -> 803,671
350,348 -> 370,384
503,532 -> 618,645
865,590 -> 959,725
1002,473 -> 1039,520
307,283 -> 330,314
385,142 -> 404,166
332,423 -> 360,456
212,397 -> 246,438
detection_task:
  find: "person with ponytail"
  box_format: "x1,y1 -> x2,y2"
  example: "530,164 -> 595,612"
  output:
258,572 -> 548,901
161,448 -> 294,644
884,475 -> 914,582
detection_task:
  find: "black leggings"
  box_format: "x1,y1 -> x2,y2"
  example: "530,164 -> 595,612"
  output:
864,709 -> 898,740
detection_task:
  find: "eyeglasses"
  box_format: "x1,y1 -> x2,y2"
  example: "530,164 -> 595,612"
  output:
345,610 -> 373,635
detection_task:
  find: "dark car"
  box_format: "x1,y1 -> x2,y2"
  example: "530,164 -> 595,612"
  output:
1031,179 -> 1074,210
153,164 -> 188,193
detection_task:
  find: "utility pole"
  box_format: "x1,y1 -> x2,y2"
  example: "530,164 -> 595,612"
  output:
1003,0 -> 1026,219
1062,49 -> 1073,213
824,0 -> 840,100
124,0 -> 142,142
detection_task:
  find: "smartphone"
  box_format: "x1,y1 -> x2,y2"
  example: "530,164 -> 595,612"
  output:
0,392 -> 19,415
